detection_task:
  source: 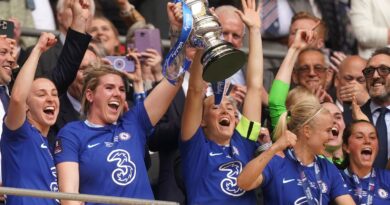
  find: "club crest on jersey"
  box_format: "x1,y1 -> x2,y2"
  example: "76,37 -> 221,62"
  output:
218,161 -> 245,197
320,183 -> 328,193
118,132 -> 131,141
107,149 -> 136,186
378,188 -> 389,199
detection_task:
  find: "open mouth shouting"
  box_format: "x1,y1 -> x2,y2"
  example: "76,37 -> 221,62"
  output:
108,101 -> 120,112
361,147 -> 373,161
219,117 -> 231,127
331,127 -> 339,139
43,106 -> 55,117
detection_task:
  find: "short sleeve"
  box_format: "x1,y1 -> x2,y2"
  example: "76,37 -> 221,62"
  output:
328,162 -> 349,199
54,124 -> 81,164
122,102 -> 153,135
2,119 -> 33,141
179,128 -> 209,182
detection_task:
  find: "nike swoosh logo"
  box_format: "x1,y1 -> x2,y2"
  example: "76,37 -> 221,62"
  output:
41,143 -> 48,149
282,178 -> 295,184
209,152 -> 223,157
87,143 -> 100,149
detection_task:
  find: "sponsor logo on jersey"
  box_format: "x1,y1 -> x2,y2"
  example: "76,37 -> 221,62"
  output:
219,161 -> 245,197
118,132 -> 131,141
282,178 -> 295,184
105,142 -> 114,147
107,149 -> 136,186
209,152 -> 223,157
87,143 -> 100,149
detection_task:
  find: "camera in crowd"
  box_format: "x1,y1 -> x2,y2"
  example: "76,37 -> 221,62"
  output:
106,56 -> 135,73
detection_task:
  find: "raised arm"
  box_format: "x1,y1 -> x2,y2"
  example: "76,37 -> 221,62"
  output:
5,33 -> 57,130
237,130 -> 297,190
180,50 -> 204,141
50,0 -> 92,95
143,2 -> 183,126
268,28 -> 316,130
236,0 -> 262,122
275,28 -> 316,83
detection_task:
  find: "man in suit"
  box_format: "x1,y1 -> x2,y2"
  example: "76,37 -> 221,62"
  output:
49,47 -> 98,142
34,0 -> 95,77
359,47 -> 390,168
334,55 -> 369,122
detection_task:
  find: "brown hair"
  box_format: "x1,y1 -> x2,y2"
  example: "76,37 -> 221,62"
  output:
80,64 -> 128,118
291,12 -> 327,39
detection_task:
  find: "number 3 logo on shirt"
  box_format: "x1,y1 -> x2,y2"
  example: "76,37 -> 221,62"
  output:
107,149 -> 136,186
219,161 -> 246,197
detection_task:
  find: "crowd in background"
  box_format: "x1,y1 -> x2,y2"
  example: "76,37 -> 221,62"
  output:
0,0 -> 389,205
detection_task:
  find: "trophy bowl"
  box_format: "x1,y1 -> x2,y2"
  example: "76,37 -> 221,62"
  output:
202,43 -> 246,82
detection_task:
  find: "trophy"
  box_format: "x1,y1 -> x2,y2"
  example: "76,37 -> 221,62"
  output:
163,0 -> 246,83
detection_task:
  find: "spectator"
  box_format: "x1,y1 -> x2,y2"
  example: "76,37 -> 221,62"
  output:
292,47 -> 332,103
88,16 -> 121,56
359,47 -> 390,169
237,90 -> 355,204
350,0 -> 390,59
341,120 -> 390,204
180,0 -> 263,203
334,55 -> 369,122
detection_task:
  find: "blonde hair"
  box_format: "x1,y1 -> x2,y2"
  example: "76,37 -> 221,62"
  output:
80,64 -> 128,118
274,87 -> 325,140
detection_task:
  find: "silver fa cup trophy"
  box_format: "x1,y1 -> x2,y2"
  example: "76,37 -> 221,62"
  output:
187,0 -> 246,82
163,0 -> 246,83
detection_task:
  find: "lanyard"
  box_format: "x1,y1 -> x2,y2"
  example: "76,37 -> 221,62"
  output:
344,168 -> 376,205
288,149 -> 323,205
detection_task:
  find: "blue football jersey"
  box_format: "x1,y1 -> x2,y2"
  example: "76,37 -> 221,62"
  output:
180,128 -> 257,205
342,168 -> 390,204
1,120 -> 58,205
54,102 -> 154,204
261,150 -> 349,205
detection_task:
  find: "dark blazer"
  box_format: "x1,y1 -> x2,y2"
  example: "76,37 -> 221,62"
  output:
148,88 -> 186,204
48,94 -> 80,145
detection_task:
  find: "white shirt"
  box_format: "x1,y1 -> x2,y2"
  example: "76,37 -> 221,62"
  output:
31,0 -> 56,30
67,92 -> 81,113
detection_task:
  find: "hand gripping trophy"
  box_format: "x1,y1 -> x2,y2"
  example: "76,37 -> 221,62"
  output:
163,0 -> 246,83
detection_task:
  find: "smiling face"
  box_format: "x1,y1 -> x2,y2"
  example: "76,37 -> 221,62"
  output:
26,78 -> 59,128
344,122 -> 378,170
85,74 -> 126,125
293,50 -> 328,91
0,38 -> 15,85
322,102 -> 345,151
306,111 -> 333,155
201,96 -> 237,145
89,18 -> 120,55
365,54 -> 390,105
